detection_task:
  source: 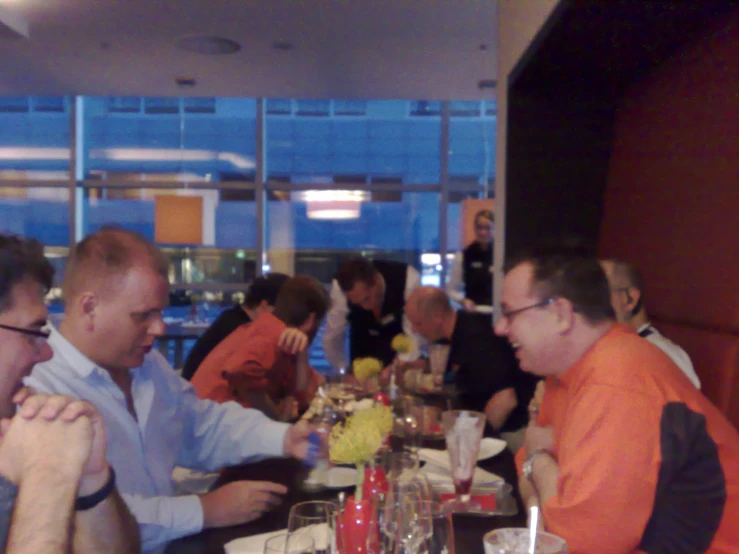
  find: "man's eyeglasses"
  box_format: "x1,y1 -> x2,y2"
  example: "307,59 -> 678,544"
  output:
500,298 -> 555,321
0,323 -> 51,348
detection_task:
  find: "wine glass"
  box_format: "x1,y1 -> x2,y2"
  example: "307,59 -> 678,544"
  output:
441,410 -> 486,512
419,501 -> 455,554
288,501 -> 339,554
401,395 -> 423,453
382,481 -> 426,554
264,533 -> 316,554
483,528 -> 568,553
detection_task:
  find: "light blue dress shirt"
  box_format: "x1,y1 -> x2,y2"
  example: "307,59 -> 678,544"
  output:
25,327 -> 290,554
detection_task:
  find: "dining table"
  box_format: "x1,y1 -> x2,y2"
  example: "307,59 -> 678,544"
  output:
164,431 -> 527,554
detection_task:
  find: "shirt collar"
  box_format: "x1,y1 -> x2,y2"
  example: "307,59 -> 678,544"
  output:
556,323 -> 635,388
47,322 -> 110,380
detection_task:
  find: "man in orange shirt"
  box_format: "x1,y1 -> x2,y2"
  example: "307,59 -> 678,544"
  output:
192,275 -> 329,421
498,248 -> 739,554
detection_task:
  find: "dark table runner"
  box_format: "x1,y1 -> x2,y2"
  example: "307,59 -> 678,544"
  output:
165,436 -> 526,554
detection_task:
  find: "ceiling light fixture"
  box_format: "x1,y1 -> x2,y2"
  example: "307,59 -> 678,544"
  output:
294,190 -> 368,220
176,36 -> 241,55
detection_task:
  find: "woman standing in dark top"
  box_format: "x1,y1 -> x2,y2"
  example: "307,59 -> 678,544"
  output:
447,209 -> 494,312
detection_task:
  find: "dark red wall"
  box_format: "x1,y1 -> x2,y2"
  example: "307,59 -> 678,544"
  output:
599,10 -> 739,331
599,10 -> 739,420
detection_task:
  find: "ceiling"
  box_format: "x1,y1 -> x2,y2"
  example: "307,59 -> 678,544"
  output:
0,0 -> 497,100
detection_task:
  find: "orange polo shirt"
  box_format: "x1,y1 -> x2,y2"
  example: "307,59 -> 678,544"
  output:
518,324 -> 739,554
191,312 -> 320,411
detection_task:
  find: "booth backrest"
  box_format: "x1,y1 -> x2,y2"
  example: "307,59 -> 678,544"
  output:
651,319 -> 739,429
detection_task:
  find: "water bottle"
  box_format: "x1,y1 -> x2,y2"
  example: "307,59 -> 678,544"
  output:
304,404 -> 334,490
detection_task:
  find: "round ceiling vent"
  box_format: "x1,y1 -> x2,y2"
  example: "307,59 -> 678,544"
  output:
176,36 -> 241,55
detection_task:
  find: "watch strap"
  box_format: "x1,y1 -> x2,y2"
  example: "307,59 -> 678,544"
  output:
75,467 -> 116,511
523,448 -> 553,481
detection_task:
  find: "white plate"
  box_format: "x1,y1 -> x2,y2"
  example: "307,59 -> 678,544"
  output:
418,438 -> 506,468
477,437 -> 507,460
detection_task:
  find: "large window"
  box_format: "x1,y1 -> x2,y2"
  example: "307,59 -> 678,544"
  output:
0,95 -> 496,369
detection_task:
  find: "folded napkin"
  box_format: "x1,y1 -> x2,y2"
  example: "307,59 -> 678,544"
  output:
225,529 -> 286,554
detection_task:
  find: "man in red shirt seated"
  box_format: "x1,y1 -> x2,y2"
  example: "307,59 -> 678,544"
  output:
499,247 -> 739,554
192,275 -> 329,421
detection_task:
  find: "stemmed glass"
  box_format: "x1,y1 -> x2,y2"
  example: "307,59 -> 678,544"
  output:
483,528 -> 568,553
441,410 -> 486,513
419,501 -> 455,554
288,501 -> 339,554
381,481 -> 427,554
264,533 -> 316,554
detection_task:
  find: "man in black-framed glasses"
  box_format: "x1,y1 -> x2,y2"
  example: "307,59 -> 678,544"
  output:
0,233 -> 139,553
494,246 -> 739,553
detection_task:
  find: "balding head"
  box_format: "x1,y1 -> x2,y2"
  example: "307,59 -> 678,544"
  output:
63,227 -> 169,303
405,286 -> 454,342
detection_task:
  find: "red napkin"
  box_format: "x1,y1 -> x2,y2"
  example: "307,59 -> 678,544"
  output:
439,493 -> 497,510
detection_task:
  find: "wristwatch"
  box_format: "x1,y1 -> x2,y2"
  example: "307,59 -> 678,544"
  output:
522,448 -> 553,482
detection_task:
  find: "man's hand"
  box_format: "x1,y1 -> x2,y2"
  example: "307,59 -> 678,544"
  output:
462,299 -> 477,312
9,393 -> 110,495
277,328 -> 309,355
200,481 -> 287,528
524,424 -> 554,456
283,419 -> 314,460
0,409 -> 94,486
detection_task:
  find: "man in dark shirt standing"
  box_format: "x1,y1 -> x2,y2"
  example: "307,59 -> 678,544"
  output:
323,258 -> 423,374
405,287 -> 538,449
182,273 -> 289,380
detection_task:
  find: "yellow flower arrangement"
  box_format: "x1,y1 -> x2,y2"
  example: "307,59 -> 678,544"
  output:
329,404 -> 393,500
352,357 -> 383,382
329,404 -> 391,465
391,333 -> 412,354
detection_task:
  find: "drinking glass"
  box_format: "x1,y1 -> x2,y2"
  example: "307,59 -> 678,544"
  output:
441,410 -> 486,512
483,528 -> 568,554
428,344 -> 450,388
419,501 -> 455,554
264,533 -> 316,554
402,395 -> 423,453
288,501 -> 339,554
382,481 -> 426,554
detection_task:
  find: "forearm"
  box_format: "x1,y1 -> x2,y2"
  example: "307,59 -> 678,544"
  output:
73,489 -> 141,554
7,468 -> 80,554
485,388 -> 517,431
531,453 -> 559,513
